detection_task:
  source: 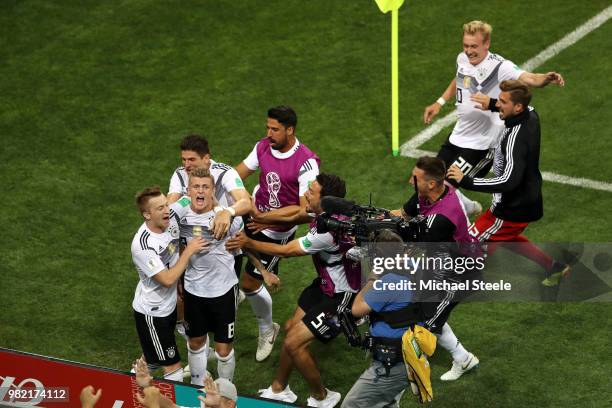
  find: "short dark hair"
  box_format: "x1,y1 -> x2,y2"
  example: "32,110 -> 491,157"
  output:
415,156 -> 446,185
268,106 -> 297,129
372,229 -> 405,260
500,80 -> 532,108
317,173 -> 346,198
180,134 -> 210,157
135,186 -> 162,213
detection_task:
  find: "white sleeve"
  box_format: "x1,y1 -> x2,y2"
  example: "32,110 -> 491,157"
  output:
168,170 -> 184,195
221,168 -> 247,193
498,60 -> 525,82
132,248 -> 166,278
170,198 -> 190,218
242,143 -> 260,171
298,230 -> 334,254
298,159 -> 320,196
229,216 -> 244,236
456,52 -> 467,68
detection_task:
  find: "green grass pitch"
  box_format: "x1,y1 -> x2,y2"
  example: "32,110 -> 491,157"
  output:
1,1 -> 611,406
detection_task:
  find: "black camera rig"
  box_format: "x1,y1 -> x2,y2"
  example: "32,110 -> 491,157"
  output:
317,196 -> 428,245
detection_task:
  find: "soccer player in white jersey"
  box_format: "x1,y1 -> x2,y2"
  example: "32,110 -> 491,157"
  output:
167,134 -> 251,240
131,187 -> 206,381
227,174 -> 357,408
423,20 -> 564,217
167,134 -> 253,356
235,106 -> 320,362
172,167 -> 244,385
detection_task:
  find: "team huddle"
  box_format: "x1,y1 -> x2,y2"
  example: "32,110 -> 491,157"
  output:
129,21 -> 569,408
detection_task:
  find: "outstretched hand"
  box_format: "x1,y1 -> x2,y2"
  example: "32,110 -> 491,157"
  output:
226,232 -> 249,251
133,357 -> 153,388
545,72 -> 565,86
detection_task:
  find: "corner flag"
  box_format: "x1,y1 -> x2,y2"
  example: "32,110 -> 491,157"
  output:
375,0 -> 405,13
374,0 -> 405,156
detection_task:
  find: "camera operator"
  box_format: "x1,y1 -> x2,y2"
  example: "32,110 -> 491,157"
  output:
226,173 -> 359,408
341,229 -> 414,408
390,156 -> 479,381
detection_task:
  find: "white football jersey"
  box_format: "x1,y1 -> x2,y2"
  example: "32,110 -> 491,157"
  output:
297,226 -> 356,294
173,202 -> 243,298
168,160 -> 246,207
450,51 -> 524,150
131,217 -> 181,317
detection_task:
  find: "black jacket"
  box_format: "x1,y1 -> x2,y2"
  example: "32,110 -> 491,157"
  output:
460,107 -> 543,222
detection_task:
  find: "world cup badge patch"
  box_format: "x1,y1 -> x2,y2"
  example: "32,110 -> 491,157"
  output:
168,242 -> 176,255
463,76 -> 471,88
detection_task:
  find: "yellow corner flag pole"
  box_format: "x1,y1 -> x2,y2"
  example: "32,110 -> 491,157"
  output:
391,7 -> 399,156
374,0 -> 405,156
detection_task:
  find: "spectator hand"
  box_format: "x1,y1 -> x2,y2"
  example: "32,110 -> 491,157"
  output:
133,357 -> 153,388
136,386 -> 161,408
80,386 -> 102,408
201,376 -> 222,407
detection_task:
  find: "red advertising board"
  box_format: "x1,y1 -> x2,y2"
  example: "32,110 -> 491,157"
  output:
1,348 -> 176,407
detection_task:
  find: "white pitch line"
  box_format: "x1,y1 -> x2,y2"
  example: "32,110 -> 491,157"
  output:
400,112 -> 457,155
521,5 -> 612,72
400,5 -> 612,191
541,172 -> 612,193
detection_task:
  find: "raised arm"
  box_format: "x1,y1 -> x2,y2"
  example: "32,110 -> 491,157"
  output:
226,232 -> 306,258
518,71 -> 565,88
236,161 -> 255,180
448,134 -> 527,193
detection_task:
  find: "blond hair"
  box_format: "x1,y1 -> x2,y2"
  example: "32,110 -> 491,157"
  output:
189,167 -> 214,185
135,186 -> 162,213
463,20 -> 492,42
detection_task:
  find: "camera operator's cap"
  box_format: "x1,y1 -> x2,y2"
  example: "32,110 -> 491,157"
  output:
215,378 -> 238,402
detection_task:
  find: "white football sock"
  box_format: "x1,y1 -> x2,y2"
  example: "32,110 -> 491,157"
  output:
455,189 -> 478,216
215,349 -> 236,382
436,323 -> 469,363
188,342 -> 208,386
163,367 -> 184,381
245,285 -> 273,333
